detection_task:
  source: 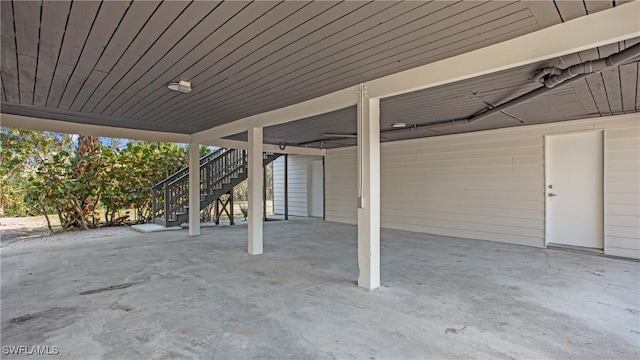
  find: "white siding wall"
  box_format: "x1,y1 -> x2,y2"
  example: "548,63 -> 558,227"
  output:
324,114 -> 640,259
273,155 -> 323,217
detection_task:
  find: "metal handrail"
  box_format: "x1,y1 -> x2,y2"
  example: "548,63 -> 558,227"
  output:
152,147 -> 227,191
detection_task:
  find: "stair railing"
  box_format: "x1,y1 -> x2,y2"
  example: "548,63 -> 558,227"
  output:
151,148 -> 248,224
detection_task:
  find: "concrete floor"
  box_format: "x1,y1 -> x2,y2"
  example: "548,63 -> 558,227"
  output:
1,219 -> 639,359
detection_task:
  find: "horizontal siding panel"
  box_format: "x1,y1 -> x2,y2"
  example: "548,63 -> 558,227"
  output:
468,182 -> 543,192
416,146 -> 540,161
417,204 -> 544,221
606,149 -> 640,161
595,117 -> 640,128
407,210 -> 543,229
513,155 -> 542,165
607,160 -> 640,171
415,218 -> 543,238
606,236 -> 640,251
607,225 -> 640,238
606,138 -> 640,151
606,215 -> 640,227
383,222 -> 419,233
606,182 -> 640,193
415,225 -> 543,248
605,127 -> 640,140
607,171 -> 640,183
433,190 -> 542,202
607,204 -> 640,217
440,197 -> 543,211
605,247 -> 640,259
607,193 -> 640,205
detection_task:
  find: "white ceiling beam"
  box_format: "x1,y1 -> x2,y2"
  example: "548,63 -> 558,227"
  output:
367,0 -> 640,99
190,85 -> 358,144
203,138 -> 326,156
1,113 -> 190,143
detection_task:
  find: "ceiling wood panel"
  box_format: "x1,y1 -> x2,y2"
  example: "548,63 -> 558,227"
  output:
569,79 -> 600,115
81,1 -> 190,113
1,75 -> 6,102
554,0 -> 587,22
177,2 -> 534,126
602,67 -> 624,114
57,1 -> 130,110
68,1 -> 160,112
98,1 -> 222,115
137,1 -> 387,122
523,0 -> 561,27
122,1 -> 308,120
1,0 -> 637,139
244,15 -> 541,124
173,1 -> 499,124
113,1 -> 335,118
619,62 -> 638,112
0,0 -> 19,103
46,1 -> 101,108
33,0 -> 70,107
124,1 -> 281,121
12,1 -> 40,105
189,4 -> 537,127
72,2 -> 240,114
586,74 -> 613,115
126,1 -> 373,121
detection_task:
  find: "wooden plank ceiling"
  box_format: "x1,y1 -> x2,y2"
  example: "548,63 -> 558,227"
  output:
227,0 -> 640,149
1,0 -> 638,145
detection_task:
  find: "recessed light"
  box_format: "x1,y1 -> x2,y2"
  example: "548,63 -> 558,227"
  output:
168,80 -> 192,93
392,122 -> 407,128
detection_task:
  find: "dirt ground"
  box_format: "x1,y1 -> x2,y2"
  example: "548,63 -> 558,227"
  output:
0,216 -> 61,246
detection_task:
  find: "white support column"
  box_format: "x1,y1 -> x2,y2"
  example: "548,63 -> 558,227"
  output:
248,126 -> 264,255
357,84 -> 380,290
188,142 -> 200,236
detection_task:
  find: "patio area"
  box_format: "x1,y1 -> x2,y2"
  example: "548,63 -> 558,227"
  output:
1,218 -> 638,359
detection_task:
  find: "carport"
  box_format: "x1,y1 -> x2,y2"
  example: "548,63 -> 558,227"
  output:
1,1 -> 639,356
3,0 -> 639,289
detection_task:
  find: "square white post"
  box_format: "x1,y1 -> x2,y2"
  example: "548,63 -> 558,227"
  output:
188,142 -> 200,236
248,126 -> 264,255
357,84 -> 380,290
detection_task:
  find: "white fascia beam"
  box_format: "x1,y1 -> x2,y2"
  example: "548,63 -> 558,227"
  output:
367,0 -> 640,99
1,113 -> 190,143
188,142 -> 200,236
190,86 -> 358,144
201,138 -> 326,156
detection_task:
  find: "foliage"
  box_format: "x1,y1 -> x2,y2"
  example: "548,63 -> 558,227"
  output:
2,127 -> 206,230
0,128 -> 72,217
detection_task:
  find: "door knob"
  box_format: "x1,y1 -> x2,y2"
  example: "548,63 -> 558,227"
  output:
548,193 -> 557,197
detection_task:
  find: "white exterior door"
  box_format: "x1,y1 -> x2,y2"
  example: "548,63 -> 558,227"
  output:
545,131 -> 604,249
308,160 -> 324,218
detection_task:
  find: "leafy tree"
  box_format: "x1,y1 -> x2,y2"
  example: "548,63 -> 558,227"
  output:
1,128 -> 72,217
4,127 -> 216,230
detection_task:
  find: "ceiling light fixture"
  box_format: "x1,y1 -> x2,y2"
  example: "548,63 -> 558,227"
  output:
392,122 -> 407,128
168,80 -> 192,93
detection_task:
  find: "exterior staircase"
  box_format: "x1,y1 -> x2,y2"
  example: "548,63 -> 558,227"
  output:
151,148 -> 280,227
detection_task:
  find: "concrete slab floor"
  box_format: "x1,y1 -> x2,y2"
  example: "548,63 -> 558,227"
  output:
1,219 -> 638,359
